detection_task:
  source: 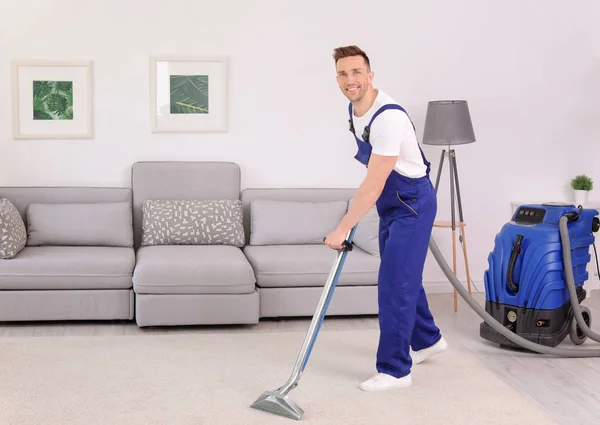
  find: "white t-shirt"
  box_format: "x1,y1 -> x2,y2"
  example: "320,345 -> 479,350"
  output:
350,90 -> 427,178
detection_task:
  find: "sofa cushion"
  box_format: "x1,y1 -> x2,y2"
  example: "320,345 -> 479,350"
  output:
132,245 -> 256,295
349,198 -> 380,256
0,246 -> 134,290
249,200 -> 348,245
243,244 -> 379,288
0,198 -> 27,259
26,202 -> 133,247
141,199 -> 244,247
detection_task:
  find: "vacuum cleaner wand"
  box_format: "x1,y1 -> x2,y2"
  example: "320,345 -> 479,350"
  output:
250,226 -> 357,421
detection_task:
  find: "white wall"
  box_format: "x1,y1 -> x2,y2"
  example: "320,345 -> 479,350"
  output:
1,0 -> 599,290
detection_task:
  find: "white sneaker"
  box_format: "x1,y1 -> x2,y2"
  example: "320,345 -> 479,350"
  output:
410,336 -> 448,365
359,373 -> 412,391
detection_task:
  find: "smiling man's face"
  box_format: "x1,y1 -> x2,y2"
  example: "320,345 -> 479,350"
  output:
335,55 -> 373,103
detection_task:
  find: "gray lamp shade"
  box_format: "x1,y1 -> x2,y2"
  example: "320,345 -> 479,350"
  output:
422,100 -> 476,146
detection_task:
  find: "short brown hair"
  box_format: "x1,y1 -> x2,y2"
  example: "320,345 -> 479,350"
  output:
333,45 -> 370,69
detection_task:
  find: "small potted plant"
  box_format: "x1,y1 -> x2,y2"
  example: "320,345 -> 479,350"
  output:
570,174 -> 593,205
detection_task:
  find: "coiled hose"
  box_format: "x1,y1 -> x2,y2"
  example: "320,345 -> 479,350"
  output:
428,215 -> 600,357
560,215 -> 600,344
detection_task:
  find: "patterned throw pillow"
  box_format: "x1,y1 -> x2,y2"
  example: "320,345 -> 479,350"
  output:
0,198 -> 27,259
142,199 -> 245,247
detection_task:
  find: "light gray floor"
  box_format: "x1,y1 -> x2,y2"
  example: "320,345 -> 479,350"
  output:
1,290 -> 599,425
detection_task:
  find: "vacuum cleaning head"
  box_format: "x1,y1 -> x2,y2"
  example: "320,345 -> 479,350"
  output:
250,389 -> 304,421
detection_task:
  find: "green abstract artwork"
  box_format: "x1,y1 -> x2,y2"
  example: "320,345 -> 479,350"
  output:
169,75 -> 209,114
33,80 -> 73,120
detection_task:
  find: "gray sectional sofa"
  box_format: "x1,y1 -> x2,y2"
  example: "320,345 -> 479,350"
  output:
0,161 -> 381,327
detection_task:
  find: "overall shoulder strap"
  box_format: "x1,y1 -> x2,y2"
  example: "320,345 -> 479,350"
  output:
348,102 -> 355,134
365,103 -> 430,172
362,103 -> 416,142
367,104 -> 406,126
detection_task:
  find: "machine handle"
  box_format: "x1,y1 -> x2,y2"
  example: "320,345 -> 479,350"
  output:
507,234 -> 523,294
323,237 -> 353,251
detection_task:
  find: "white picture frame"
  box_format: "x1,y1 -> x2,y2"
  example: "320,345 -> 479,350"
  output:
149,55 -> 228,133
11,60 -> 93,139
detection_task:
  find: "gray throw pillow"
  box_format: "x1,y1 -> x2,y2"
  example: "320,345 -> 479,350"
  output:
348,198 -> 380,256
0,198 -> 27,259
142,199 -> 245,247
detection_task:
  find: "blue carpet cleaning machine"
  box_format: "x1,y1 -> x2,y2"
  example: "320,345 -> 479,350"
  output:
480,203 -> 600,349
252,203 -> 600,421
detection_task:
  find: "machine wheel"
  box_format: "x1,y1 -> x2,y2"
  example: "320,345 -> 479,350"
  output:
569,305 -> 592,345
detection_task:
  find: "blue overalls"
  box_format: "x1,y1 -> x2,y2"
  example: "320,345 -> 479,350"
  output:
349,102 -> 442,378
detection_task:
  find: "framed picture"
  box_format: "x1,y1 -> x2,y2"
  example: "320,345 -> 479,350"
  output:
149,55 -> 228,133
11,60 -> 93,139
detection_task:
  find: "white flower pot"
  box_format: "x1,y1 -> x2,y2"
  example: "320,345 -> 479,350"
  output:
574,190 -> 589,206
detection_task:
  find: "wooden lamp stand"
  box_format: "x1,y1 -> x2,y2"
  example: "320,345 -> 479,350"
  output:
432,148 -> 472,312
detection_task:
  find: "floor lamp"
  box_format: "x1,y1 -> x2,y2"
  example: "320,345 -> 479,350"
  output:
422,100 -> 476,312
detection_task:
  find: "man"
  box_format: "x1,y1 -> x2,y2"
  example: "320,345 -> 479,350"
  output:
324,45 -> 447,391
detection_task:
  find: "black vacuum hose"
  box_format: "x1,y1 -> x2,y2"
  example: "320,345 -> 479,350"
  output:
428,215 -> 600,357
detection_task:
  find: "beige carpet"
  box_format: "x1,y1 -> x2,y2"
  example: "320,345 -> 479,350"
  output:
0,328 -> 557,425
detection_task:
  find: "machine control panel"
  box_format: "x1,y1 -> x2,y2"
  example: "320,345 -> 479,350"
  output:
515,207 -> 546,224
